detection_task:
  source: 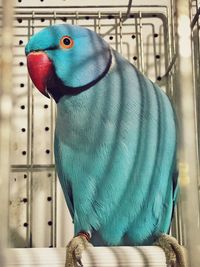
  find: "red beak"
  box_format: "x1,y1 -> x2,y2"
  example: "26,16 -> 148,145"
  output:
27,52 -> 53,98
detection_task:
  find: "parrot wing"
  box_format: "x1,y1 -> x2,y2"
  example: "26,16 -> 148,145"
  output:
54,134 -> 74,219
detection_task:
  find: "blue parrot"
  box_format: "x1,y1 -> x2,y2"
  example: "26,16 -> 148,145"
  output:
25,24 -> 181,265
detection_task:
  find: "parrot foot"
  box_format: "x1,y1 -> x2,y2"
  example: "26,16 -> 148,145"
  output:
154,234 -> 187,267
65,235 -> 92,267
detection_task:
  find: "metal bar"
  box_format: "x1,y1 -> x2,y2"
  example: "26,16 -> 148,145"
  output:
53,11 -> 56,25
11,164 -> 55,172
161,15 -> 170,95
191,0 -> 200,200
138,12 -> 144,73
27,12 -> 35,248
114,17 -> 118,52
151,24 -> 158,79
97,11 -> 101,35
143,23 -> 156,78
161,53 -> 177,78
158,25 -> 163,81
51,14 -> 56,246
191,7 -> 200,29
134,17 -> 140,69
0,0 -> 13,254
26,17 -> 31,248
165,4 -> 174,97
190,5 -> 200,187
119,12 -> 123,54
175,1 -> 200,266
52,172 -> 57,247
12,11 -> 168,19
53,104 -> 57,248
48,16 -> 55,248
123,0 -> 133,22
12,5 -> 169,10
170,0 -> 176,60
51,103 -> 57,247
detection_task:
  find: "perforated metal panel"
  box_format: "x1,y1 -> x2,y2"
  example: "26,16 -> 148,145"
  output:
9,3 -> 178,248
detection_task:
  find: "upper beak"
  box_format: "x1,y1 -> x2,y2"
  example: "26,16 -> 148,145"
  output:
26,51 -> 53,98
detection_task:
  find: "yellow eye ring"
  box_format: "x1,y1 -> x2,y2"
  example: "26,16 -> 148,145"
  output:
60,36 -> 74,49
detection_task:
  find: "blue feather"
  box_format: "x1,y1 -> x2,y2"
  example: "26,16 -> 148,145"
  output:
26,24 -> 177,246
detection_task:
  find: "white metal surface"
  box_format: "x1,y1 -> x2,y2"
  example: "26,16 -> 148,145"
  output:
5,246 -> 167,267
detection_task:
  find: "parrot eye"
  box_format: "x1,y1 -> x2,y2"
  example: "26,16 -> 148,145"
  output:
60,36 -> 74,49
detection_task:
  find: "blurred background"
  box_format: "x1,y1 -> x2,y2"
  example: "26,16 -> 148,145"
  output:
0,0 -> 200,266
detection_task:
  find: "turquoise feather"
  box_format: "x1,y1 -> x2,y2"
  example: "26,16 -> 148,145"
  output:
26,24 -> 177,246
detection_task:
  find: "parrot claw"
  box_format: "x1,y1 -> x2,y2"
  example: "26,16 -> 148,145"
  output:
154,234 -> 187,267
65,235 -> 92,267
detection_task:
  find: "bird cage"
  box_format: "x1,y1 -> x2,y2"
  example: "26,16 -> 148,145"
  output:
0,0 -> 200,266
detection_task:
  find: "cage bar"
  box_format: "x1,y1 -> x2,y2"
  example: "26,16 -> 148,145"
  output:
0,0 -> 13,266
0,0 -> 13,247
175,0 -> 200,266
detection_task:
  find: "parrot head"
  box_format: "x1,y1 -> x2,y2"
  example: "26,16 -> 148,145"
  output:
25,24 -> 112,102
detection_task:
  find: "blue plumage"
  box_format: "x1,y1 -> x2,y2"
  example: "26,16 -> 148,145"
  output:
25,24 -> 177,246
